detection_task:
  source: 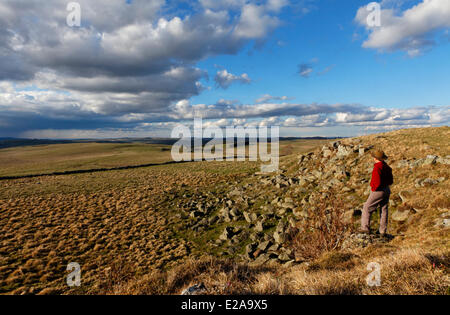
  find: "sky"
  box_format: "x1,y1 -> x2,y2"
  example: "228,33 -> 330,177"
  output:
0,0 -> 449,139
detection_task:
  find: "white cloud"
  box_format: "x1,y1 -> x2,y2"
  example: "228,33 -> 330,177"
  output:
234,4 -> 282,39
0,0 -> 286,122
255,94 -> 293,103
355,0 -> 450,56
214,70 -> 252,89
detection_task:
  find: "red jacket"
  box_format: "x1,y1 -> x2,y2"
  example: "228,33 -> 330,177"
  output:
370,161 -> 393,191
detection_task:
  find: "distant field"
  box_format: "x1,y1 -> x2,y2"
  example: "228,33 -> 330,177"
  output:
0,139 -> 329,178
0,143 -> 173,177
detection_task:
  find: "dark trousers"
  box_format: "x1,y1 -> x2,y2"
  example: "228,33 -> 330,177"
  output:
361,187 -> 390,234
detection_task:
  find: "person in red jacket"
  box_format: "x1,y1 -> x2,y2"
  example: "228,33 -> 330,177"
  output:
361,150 -> 393,236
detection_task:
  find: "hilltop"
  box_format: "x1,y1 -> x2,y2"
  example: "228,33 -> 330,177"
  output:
0,127 -> 448,295
103,127 -> 449,295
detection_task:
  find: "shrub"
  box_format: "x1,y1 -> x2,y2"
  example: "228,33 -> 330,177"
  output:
291,190 -> 353,261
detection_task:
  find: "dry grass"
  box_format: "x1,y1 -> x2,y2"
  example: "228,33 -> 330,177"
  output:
291,192 -> 353,261
1,127 -> 449,295
0,160 -> 259,294
104,248 -> 448,295
100,257 -> 280,295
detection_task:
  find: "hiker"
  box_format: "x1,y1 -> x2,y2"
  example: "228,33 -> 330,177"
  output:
361,150 -> 394,236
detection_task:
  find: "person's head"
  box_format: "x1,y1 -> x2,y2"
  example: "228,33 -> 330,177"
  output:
371,150 -> 388,163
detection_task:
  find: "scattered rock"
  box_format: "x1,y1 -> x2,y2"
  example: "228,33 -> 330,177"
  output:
337,145 -> 353,158
181,283 -> 207,295
434,218 -> 450,229
243,211 -> 257,223
342,233 -> 393,250
392,210 -> 412,222
423,155 -> 438,165
249,253 -> 270,267
437,156 -> 450,165
258,240 -> 272,252
255,220 -> 265,232
219,227 -> 234,241
415,177 -> 445,188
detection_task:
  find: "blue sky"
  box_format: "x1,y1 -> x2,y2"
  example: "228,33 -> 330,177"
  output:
194,0 -> 450,108
0,0 -> 449,139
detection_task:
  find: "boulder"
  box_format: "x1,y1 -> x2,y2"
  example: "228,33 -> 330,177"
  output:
437,156 -> 450,165
219,227 -> 234,241
243,211 -> 257,223
434,218 -> 450,229
273,231 -> 286,244
392,210 -> 411,222
323,149 -> 333,158
423,155 -> 438,165
411,159 -> 425,168
249,254 -> 270,267
258,240 -> 272,252
278,252 -> 291,262
255,220 -> 265,232
337,145 -> 353,158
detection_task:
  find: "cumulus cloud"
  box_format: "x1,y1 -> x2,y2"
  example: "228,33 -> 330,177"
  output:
355,0 -> 450,56
255,94 -> 293,103
214,70 -> 252,89
234,3 -> 284,39
0,0 -> 286,126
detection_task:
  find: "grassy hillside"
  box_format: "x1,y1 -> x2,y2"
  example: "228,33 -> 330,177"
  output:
0,128 -> 448,295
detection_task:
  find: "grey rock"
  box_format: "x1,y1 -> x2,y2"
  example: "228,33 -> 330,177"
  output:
273,231 -> 286,244
423,155 -> 438,165
283,260 -> 296,268
281,202 -> 295,210
293,208 -> 309,219
268,244 -> 280,252
342,233 -> 392,250
392,210 -> 411,222
437,156 -> 450,165
257,240 -> 272,252
243,211 -> 258,223
411,159 -> 425,168
278,253 -> 291,262
337,145 -> 353,158
219,227 -> 234,241
394,160 -> 411,169
249,254 -> 270,267
208,215 -> 219,225
255,220 -> 265,232
181,283 -> 207,295
415,177 -> 445,187
323,149 -> 333,158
